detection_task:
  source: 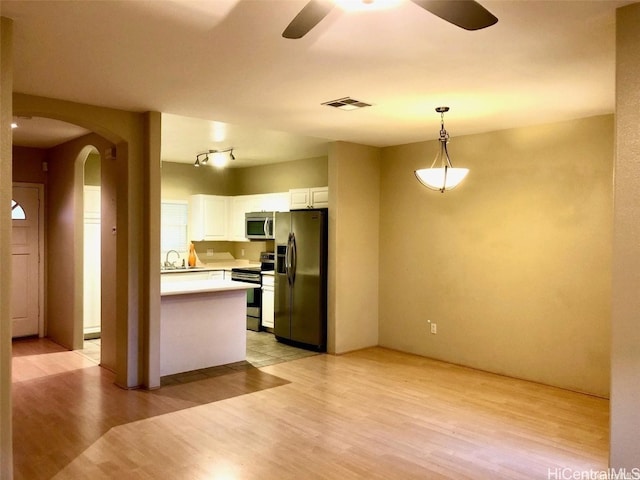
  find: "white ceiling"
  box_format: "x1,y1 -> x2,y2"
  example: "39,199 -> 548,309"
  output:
2,0 -> 631,166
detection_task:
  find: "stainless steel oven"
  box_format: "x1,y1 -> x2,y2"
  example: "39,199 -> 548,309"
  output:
230,253 -> 275,332
230,267 -> 262,331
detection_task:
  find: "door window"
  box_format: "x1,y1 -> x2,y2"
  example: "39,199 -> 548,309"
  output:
11,199 -> 26,220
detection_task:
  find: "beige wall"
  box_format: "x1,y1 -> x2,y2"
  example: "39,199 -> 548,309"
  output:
610,2 -> 640,468
161,160 -> 235,200
192,240 -> 272,264
328,142 -> 380,354
233,156 -> 328,195
161,155 -> 328,201
142,111 -> 162,389
46,135 -> 117,370
379,115 -> 613,397
84,152 -> 100,186
0,16 -> 13,480
12,146 -> 47,184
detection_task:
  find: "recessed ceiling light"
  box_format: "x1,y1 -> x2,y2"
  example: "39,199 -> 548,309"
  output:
322,97 -> 372,111
11,123 -> 18,129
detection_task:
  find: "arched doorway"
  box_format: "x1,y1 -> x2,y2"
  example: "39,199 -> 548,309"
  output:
13,94 -> 162,390
82,147 -> 102,360
11,114 -> 121,377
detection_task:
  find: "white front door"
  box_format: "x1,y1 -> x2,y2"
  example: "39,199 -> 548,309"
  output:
11,185 -> 42,338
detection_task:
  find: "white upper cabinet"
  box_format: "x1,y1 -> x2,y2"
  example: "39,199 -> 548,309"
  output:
189,192 -> 292,242
228,193 -> 290,241
260,192 -> 290,212
228,195 -> 259,242
289,187 -> 328,210
189,195 -> 229,241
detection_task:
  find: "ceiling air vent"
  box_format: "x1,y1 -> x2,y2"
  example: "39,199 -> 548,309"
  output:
322,97 -> 372,111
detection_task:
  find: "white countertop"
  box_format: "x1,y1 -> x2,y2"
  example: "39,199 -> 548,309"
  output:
161,279 -> 257,296
160,261 -> 261,274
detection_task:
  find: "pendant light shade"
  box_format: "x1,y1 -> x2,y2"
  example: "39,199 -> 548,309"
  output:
414,107 -> 468,193
415,166 -> 469,191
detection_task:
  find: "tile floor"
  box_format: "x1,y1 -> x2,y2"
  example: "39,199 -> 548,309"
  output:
78,330 -> 320,385
77,338 -> 101,363
245,330 -> 319,367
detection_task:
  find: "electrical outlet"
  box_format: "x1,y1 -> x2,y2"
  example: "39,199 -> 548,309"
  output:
241,249 -> 245,257
430,323 -> 437,335
206,248 -> 214,257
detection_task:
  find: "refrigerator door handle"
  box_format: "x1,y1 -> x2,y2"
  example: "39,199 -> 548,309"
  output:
290,232 -> 297,284
286,233 -> 294,286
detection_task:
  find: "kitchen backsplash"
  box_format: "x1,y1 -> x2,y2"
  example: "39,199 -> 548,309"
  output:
193,240 -> 274,265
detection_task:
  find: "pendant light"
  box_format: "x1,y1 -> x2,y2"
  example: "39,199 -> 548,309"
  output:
414,107 -> 469,193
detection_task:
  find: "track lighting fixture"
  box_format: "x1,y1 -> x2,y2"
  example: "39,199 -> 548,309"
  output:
194,148 -> 235,168
414,107 -> 469,193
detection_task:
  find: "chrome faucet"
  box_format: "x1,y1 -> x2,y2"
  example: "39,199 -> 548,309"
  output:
164,250 -> 181,269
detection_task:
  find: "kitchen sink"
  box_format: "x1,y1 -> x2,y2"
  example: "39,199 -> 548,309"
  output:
161,266 -> 207,272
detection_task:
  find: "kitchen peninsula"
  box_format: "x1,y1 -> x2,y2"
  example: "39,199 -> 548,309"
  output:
160,278 -> 255,376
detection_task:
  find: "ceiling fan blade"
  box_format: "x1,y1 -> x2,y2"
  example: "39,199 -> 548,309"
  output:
411,0 -> 498,31
282,0 -> 334,39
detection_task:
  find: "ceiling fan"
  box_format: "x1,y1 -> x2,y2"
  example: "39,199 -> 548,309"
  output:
282,0 -> 498,39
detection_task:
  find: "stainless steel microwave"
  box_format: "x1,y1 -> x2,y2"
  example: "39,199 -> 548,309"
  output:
245,212 -> 276,240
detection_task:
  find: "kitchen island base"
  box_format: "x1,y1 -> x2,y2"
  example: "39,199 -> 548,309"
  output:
160,281 -> 253,377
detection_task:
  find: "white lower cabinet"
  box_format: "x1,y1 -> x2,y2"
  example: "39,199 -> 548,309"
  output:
161,270 -> 226,283
261,274 -> 274,329
208,270 -> 226,280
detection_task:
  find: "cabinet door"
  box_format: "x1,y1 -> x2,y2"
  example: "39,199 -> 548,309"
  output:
262,274 -> 275,328
208,270 -> 225,280
229,196 -> 251,242
289,188 -> 311,210
161,272 -> 209,283
229,195 -> 264,241
289,187 -> 328,210
190,195 -> 228,241
262,289 -> 274,329
260,192 -> 290,212
203,196 -> 228,239
310,187 -> 329,208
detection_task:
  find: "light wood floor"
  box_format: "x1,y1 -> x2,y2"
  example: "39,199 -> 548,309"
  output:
12,338 -> 609,480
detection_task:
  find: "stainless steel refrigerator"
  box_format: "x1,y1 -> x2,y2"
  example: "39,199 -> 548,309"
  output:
274,209 -> 328,351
